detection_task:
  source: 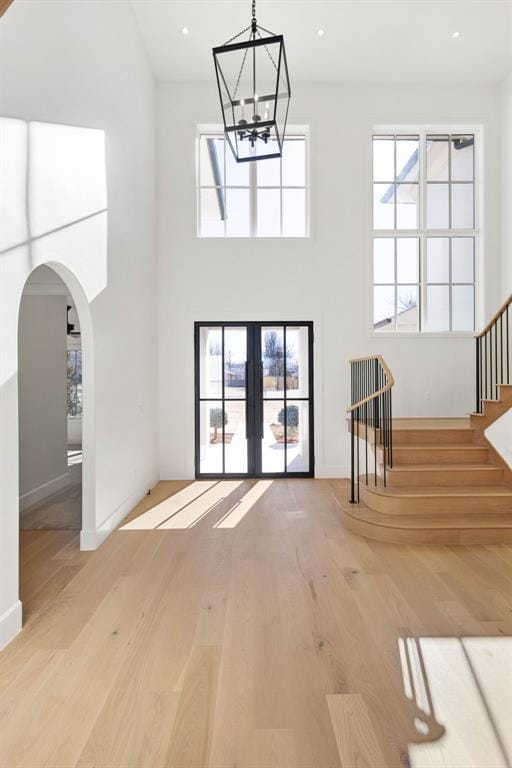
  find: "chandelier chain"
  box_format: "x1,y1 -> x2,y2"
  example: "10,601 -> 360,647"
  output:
256,23 -> 277,37
255,29 -> 279,74
223,23 -> 252,46
232,41 -> 250,99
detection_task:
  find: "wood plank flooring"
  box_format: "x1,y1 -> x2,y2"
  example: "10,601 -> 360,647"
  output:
1,479 -> 511,767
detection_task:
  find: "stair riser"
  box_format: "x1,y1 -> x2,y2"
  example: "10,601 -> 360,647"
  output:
388,448 -> 489,465
360,486 -> 512,514
387,468 -> 503,487
392,430 -> 474,446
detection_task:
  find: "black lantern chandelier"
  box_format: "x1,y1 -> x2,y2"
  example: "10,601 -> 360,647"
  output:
212,0 -> 291,163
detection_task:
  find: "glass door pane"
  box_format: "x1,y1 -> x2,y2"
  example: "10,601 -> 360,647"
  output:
224,400 -> 248,473
285,325 -> 309,398
224,327 -> 247,399
199,327 -> 222,398
258,323 -> 313,476
285,400 -> 310,472
197,324 -> 249,476
199,402 -> 224,474
261,326 -> 285,396
261,400 -> 286,473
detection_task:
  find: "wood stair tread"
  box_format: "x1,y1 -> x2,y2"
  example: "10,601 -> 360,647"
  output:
391,443 -> 485,450
387,463 -> 502,476
359,483 -> 512,498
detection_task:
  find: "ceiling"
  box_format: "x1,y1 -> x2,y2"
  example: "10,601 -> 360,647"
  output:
130,0 -> 512,84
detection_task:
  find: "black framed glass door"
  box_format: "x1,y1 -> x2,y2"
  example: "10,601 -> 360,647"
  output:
195,322 -> 314,478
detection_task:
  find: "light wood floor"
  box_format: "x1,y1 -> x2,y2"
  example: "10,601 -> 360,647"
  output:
1,479 -> 511,768
20,461 -> 82,531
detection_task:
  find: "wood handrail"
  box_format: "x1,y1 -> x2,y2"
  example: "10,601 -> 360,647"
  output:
476,294 -> 512,338
0,0 -> 15,17
346,355 -> 395,412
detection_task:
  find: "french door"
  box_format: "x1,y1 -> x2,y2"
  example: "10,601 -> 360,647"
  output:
195,322 -> 314,478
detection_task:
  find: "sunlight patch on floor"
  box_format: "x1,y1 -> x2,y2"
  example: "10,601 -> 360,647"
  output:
401,636 -> 512,768
67,448 -> 82,467
214,480 -> 273,528
120,481 -> 218,530
158,480 -> 243,529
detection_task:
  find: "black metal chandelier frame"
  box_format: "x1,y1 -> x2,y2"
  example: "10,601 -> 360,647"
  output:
212,0 -> 291,163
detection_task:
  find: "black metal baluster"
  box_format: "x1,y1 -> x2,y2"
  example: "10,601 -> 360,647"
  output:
500,312 -> 503,391
476,336 -> 480,413
484,331 -> 488,401
389,388 -> 393,468
374,358 -> 379,429
374,388 -> 378,486
350,408 -> 355,503
494,321 -> 498,399
356,404 -> 360,502
382,391 -> 387,488
507,306 -> 510,384
365,361 -> 368,485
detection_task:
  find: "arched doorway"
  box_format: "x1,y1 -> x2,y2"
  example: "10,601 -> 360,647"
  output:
18,263 -> 94,622
16,263 -> 95,619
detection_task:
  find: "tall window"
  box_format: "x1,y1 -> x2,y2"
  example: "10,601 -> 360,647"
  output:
197,131 -> 308,238
67,350 -> 82,417
372,131 -> 477,332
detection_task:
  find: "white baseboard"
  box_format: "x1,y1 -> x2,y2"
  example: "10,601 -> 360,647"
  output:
315,465 -> 350,479
19,472 -> 70,512
0,600 -> 22,650
80,474 -> 159,551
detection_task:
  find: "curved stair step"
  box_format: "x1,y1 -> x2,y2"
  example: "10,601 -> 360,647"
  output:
332,480 -> 512,544
360,483 -> 512,514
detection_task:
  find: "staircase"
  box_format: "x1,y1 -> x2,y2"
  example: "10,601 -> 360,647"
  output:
338,296 -> 512,545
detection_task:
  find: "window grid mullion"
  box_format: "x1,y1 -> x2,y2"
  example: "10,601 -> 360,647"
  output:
373,129 -> 476,334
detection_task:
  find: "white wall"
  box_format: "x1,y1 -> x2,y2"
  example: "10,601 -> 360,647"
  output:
502,71 -> 512,297
18,294 -> 69,509
486,411 -> 512,469
0,2 -> 158,648
157,82 -> 503,479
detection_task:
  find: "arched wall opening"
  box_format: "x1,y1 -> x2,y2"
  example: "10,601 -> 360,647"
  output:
0,117 -> 107,648
17,263 -> 95,542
